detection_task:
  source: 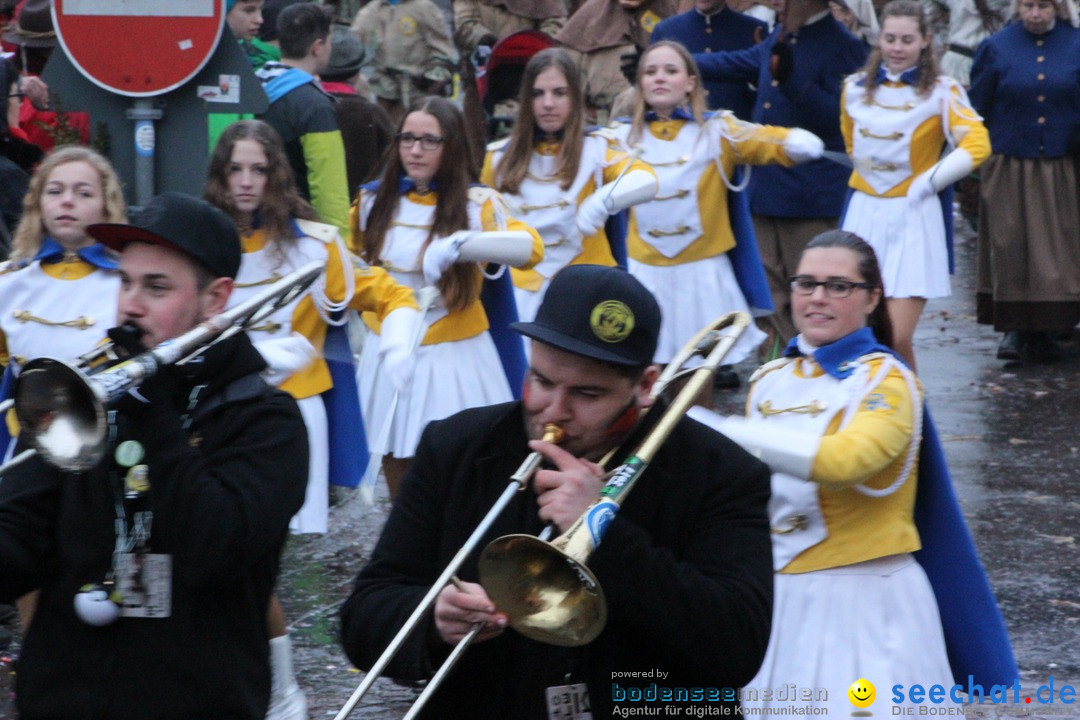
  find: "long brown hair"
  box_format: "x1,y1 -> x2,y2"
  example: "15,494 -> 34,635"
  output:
203,119 -> 319,267
802,230 -> 894,350
362,97 -> 480,312
860,0 -> 939,102
494,48 -> 585,194
12,146 -> 127,262
628,41 -> 707,146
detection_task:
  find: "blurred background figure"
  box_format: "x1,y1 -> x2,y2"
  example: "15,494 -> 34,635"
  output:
321,25 -> 395,193
556,0 -> 680,125
649,0 -> 768,120
453,0 -> 567,57
829,0 -> 881,44
350,0 -> 459,123
969,0 -> 1080,363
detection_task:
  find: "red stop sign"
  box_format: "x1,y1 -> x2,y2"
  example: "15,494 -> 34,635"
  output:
53,0 -> 225,97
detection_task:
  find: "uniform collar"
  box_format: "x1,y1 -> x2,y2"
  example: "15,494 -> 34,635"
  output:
645,106 -> 695,122
398,177 -> 438,195
783,326 -> 898,379
875,64 -> 920,86
34,237 -> 119,270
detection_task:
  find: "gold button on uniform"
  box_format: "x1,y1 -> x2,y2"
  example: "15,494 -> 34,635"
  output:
705,27 -> 712,33
763,101 -> 772,109
1036,39 -> 1044,46
771,79 -> 779,87
1037,73 -> 1045,80
1038,117 -> 1046,124
705,47 -> 711,51
1037,55 -> 1044,62
1038,95 -> 1045,102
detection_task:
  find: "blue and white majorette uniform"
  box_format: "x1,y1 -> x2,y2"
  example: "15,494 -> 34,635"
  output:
692,327 -> 1017,713
353,180 -> 543,459
482,131 -> 653,323
607,109 -> 794,364
841,68 -> 990,298
233,218 -> 417,533
0,240 -> 120,461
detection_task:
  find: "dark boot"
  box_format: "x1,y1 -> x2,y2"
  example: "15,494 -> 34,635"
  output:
996,332 -> 1022,360
1021,332 -> 1065,362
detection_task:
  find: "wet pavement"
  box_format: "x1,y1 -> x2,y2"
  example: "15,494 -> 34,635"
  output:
1,218 -> 1078,718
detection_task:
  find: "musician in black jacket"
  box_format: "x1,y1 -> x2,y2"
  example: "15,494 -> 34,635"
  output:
340,264 -> 772,718
0,192 -> 308,720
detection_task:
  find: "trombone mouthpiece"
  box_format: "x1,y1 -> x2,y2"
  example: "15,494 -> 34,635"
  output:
541,423 -> 565,444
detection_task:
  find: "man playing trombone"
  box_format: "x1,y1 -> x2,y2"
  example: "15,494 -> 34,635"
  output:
340,264 -> 773,718
0,193 -> 309,719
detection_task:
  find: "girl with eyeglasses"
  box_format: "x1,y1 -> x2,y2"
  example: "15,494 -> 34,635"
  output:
695,231 -> 1016,715
607,40 -> 825,369
482,47 -> 657,323
352,97 -> 543,497
839,0 -> 990,370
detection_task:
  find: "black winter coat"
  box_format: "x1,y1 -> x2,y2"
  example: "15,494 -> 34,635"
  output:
341,401 -> 773,718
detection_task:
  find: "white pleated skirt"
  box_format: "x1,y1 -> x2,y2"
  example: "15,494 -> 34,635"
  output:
289,394 -> 329,535
842,192 -> 951,299
358,329 -> 513,458
628,253 -> 766,365
745,554 -> 952,716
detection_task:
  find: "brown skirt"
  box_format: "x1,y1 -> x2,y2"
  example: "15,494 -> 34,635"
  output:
976,154 -> 1080,331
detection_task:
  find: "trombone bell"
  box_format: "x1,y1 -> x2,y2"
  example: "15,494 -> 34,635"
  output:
478,534 -> 606,647
14,358 -> 107,472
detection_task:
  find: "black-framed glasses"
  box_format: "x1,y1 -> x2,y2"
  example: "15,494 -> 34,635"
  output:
789,276 -> 876,298
398,132 -> 444,151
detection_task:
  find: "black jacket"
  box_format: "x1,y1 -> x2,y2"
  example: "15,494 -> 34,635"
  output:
340,401 -> 773,718
0,334 -> 309,720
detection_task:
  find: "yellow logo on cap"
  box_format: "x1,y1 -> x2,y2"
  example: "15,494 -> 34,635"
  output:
590,301 -> 635,343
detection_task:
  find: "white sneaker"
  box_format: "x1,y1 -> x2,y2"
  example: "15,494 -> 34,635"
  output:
265,683 -> 308,720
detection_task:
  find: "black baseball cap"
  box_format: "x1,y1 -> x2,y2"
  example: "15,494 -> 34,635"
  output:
89,192 -> 242,280
512,265 -> 660,366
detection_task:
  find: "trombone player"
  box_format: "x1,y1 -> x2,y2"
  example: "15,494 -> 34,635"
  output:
340,264 -> 773,718
0,193 -> 308,719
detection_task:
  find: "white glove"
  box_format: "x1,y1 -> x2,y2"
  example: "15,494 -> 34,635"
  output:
254,333 -> 318,386
783,128 -> 825,164
422,231 -> 471,285
377,307 -> 421,394
909,148 -> 974,207
686,406 -> 821,480
576,169 -> 658,237
906,172 -> 937,206
576,191 -> 611,237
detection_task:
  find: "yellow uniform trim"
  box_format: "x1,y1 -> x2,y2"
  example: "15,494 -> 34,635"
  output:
783,355 -> 922,573
844,81 -> 991,197
629,116 -> 791,266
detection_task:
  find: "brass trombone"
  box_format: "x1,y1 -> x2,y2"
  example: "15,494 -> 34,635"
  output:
0,260 -> 324,475
334,311 -> 749,719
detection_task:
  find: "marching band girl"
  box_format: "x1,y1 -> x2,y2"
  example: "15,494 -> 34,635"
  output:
607,40 -> 825,368
353,97 -> 542,497
840,0 -> 990,369
482,47 -> 657,323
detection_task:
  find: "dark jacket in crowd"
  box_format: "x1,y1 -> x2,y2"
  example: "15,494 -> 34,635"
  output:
694,15 -> 868,218
0,333 -> 308,720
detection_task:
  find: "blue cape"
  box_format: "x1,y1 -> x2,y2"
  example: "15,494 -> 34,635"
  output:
784,328 -> 1018,686
728,167 -> 774,314
322,322 -> 370,488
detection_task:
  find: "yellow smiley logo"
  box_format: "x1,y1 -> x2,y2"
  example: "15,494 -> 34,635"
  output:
590,300 -> 635,343
848,678 -> 876,709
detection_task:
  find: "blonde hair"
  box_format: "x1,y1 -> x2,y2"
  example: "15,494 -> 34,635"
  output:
628,41 -> 707,146
12,146 -> 127,262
